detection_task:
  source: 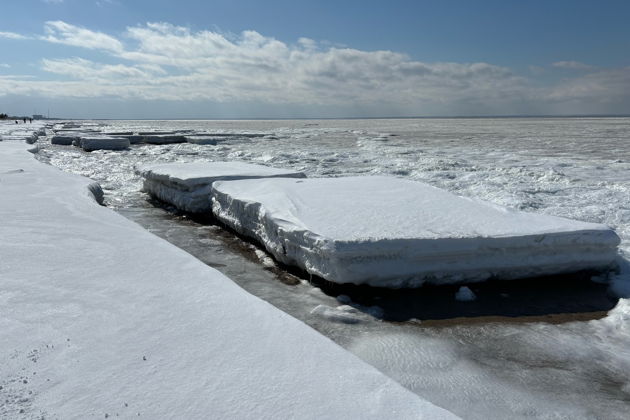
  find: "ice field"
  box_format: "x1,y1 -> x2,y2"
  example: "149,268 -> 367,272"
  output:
20,117 -> 630,418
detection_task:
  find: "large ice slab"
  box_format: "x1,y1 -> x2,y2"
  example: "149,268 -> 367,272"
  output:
185,135 -> 222,145
143,134 -> 187,144
140,161 -> 306,213
0,142 -> 454,419
78,136 -> 130,152
211,176 -> 621,287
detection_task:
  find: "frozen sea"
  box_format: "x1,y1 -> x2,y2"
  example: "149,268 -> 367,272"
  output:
36,117 -> 630,419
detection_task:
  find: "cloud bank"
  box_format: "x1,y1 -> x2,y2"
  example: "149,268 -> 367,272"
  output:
1,21 -> 629,116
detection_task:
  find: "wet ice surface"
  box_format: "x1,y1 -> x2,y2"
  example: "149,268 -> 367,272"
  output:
36,118 -> 630,419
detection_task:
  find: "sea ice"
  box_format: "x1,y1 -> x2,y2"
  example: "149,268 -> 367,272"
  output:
185,135 -> 222,145
139,161 -> 305,213
51,135 -> 78,145
211,176 -> 620,287
78,136 -> 131,152
455,286 -> 476,302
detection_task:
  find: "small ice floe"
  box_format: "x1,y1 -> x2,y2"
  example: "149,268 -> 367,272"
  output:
310,304 -> 364,324
51,135 -> 77,145
254,249 -> 276,268
336,294 -> 352,304
455,286 -> 476,302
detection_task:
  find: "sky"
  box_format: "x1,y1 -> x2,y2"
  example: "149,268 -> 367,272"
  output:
0,0 -> 629,118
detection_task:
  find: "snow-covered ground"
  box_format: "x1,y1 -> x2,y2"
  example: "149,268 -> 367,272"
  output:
0,125 -> 454,418
31,117 -> 630,418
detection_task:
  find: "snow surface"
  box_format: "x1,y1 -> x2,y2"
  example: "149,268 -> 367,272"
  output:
139,161 -> 306,213
0,139 -> 454,418
212,176 -> 620,287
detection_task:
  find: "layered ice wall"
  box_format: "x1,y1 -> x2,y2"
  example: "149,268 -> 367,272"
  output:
139,161 -> 305,212
0,136 -> 454,418
212,176 -> 620,287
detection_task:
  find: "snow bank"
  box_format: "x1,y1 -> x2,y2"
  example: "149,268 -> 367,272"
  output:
78,136 -> 130,152
211,176 -> 620,287
139,161 -> 306,213
0,142 -> 454,419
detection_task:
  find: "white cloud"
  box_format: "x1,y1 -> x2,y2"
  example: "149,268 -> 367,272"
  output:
0,64 -> 10,68
0,31 -> 30,40
42,21 -> 124,52
0,21 -> 629,115
552,61 -> 595,71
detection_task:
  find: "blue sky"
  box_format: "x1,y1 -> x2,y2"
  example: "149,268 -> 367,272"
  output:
1,0 -> 629,118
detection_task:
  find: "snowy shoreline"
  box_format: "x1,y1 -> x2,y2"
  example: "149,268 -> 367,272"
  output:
0,125 -> 455,418
8,118 -> 630,419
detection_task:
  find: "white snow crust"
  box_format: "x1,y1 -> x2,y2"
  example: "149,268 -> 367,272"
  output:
0,140 -> 454,418
211,176 -> 620,287
139,161 -> 306,213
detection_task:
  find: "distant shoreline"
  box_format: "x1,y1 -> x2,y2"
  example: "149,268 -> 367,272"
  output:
48,114 -> 630,121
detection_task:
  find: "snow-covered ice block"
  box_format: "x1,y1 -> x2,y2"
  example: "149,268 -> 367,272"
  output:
211,176 -> 621,287
185,135 -> 222,145
140,161 -> 306,213
51,135 -> 77,145
79,136 -> 130,152
105,134 -> 145,144
143,134 -> 187,144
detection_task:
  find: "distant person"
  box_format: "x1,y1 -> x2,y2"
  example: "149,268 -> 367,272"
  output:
15,120 -> 18,124
23,118 -> 26,124
29,118 -> 32,123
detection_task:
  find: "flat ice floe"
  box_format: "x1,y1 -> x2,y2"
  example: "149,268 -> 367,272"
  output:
140,161 -> 306,213
211,176 -> 621,287
78,136 -> 130,151
143,134 -> 187,144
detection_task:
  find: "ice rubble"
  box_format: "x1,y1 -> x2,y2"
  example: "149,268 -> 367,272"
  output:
211,176 -> 620,287
139,161 -> 306,213
0,140 -> 454,418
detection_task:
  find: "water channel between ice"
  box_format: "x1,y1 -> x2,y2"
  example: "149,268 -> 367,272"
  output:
36,118 -> 630,419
